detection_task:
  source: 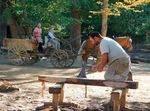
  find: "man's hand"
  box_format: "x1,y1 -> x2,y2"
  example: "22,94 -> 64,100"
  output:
91,64 -> 98,72
91,64 -> 103,72
91,53 -> 108,72
97,64 -> 104,72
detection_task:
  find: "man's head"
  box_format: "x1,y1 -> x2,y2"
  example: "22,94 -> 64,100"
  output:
89,32 -> 103,45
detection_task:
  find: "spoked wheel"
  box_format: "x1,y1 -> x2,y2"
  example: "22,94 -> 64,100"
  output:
49,49 -> 69,68
21,52 -> 39,65
61,43 -> 72,51
7,50 -> 24,65
44,47 -> 55,56
61,40 -> 73,51
6,50 -> 38,65
63,49 -> 75,67
0,48 -> 9,58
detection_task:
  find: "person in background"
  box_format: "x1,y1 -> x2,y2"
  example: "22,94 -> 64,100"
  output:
47,26 -> 60,50
33,22 -> 43,53
90,31 -> 132,81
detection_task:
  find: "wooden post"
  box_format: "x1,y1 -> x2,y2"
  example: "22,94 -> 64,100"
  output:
52,93 -> 60,111
85,85 -> 87,98
59,84 -> 64,104
41,81 -> 45,97
111,89 -> 122,111
120,88 -> 128,109
49,83 -> 64,111
112,92 -> 120,111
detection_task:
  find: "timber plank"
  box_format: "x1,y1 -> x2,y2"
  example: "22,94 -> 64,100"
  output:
38,76 -> 138,89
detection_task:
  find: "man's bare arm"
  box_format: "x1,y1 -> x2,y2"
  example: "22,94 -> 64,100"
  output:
97,53 -> 108,72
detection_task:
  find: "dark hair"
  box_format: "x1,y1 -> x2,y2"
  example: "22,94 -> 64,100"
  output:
89,31 -> 101,38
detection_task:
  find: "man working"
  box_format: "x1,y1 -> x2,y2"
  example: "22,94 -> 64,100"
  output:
90,32 -> 132,81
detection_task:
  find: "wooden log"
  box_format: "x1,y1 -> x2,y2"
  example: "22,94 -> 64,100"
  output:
120,88 -> 128,109
53,93 -> 59,111
111,89 -> 122,111
38,76 -> 138,89
49,83 -> 64,111
59,84 -> 64,104
49,84 -> 63,94
111,88 -> 128,111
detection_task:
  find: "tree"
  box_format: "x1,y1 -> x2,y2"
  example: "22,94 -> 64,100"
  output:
0,0 -> 99,49
69,0 -> 100,50
101,0 -> 108,36
0,0 -> 9,46
90,0 -> 150,36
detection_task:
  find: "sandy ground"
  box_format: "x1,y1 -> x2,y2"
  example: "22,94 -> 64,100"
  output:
0,58 -> 150,111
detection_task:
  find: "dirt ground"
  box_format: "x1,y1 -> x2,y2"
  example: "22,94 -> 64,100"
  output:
0,58 -> 150,111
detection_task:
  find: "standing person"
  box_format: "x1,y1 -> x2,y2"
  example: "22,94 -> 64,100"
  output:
90,31 -> 132,81
47,26 -> 60,50
33,22 -> 43,53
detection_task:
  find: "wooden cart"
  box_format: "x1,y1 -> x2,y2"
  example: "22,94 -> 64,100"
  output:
0,38 -> 75,67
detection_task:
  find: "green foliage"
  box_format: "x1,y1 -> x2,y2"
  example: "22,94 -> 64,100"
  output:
107,2 -> 150,43
1,0 -> 149,44
25,0 -> 77,37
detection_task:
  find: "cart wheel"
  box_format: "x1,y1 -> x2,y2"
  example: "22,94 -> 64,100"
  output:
7,50 -> 24,65
0,48 -> 9,58
63,50 -> 75,67
61,42 -> 72,51
49,49 -> 69,68
44,47 -> 55,56
21,52 -> 39,65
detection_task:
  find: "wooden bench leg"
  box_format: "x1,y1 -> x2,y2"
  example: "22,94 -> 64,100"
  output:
111,91 -> 121,111
49,83 -> 64,111
120,88 -> 128,110
53,93 -> 60,111
111,88 -> 128,111
59,84 -> 64,104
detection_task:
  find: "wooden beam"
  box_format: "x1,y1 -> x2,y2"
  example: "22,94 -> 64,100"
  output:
38,76 -> 138,89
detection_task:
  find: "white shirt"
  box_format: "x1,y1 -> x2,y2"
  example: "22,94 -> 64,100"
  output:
100,37 -> 129,64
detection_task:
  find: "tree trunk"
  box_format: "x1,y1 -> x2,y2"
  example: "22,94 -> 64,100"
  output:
7,18 -> 26,38
0,0 -> 7,46
0,23 -> 7,46
70,22 -> 81,51
70,0 -> 81,51
101,0 -> 108,36
22,0 -> 30,37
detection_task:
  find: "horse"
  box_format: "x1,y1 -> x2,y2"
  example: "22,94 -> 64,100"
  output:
77,36 -> 133,78
77,37 -> 101,77
78,37 -> 97,62
115,36 -> 132,51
